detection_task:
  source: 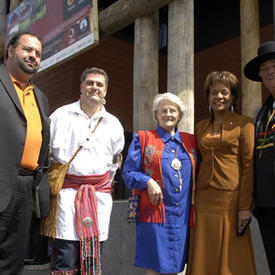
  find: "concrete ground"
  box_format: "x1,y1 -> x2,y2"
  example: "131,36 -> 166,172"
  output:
22,264 -> 186,275
23,263 -> 50,275
22,201 -> 271,275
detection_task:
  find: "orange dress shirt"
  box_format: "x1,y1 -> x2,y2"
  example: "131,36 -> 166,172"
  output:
11,75 -> 42,170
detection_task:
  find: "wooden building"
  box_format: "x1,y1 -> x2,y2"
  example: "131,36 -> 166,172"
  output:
0,1 -> 273,274
0,0 -> 274,199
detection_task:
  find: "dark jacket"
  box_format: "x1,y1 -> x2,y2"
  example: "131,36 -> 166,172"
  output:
0,64 -> 50,217
254,95 -> 275,207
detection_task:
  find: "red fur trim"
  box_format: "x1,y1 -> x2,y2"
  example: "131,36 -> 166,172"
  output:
138,191 -> 165,223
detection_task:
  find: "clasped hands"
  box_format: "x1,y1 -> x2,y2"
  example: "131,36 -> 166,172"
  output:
147,179 -> 163,205
147,179 -> 253,234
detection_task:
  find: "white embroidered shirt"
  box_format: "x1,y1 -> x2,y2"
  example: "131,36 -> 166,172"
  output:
49,101 -> 124,241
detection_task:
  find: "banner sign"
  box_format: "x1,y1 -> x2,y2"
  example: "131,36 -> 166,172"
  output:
5,0 -> 99,72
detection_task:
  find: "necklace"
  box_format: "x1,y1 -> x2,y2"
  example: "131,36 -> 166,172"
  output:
166,142 -> 183,190
166,143 -> 182,170
84,117 -> 103,143
212,122 -> 221,137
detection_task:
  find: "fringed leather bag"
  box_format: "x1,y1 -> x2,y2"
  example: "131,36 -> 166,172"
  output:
41,146 -> 82,237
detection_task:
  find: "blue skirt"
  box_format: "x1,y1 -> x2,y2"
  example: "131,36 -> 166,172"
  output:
135,209 -> 189,273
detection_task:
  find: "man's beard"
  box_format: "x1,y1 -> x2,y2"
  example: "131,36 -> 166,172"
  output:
17,56 -> 39,74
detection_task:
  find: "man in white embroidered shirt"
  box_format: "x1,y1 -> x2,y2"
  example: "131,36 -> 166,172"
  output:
47,67 -> 125,275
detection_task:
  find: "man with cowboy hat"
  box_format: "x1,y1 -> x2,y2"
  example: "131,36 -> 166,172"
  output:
244,41 -> 275,274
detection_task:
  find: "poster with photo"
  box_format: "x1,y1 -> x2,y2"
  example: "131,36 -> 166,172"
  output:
5,0 -> 98,72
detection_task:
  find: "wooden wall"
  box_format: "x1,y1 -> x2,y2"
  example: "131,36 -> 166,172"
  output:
33,36 -> 133,131
195,24 -> 273,123
32,24 -> 273,199
33,24 -> 273,131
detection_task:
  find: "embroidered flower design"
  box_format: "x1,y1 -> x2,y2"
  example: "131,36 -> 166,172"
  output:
145,145 -> 156,157
145,168 -> 153,177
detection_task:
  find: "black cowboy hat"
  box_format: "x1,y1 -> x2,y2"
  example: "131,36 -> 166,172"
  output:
244,40 -> 275,81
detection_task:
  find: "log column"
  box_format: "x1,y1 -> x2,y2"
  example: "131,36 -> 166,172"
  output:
168,0 -> 194,134
240,0 -> 261,117
133,11 -> 159,132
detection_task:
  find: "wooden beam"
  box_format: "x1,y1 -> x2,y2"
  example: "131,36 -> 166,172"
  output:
240,0 -> 261,117
133,11 -> 159,132
167,0 -> 194,134
99,0 -> 170,36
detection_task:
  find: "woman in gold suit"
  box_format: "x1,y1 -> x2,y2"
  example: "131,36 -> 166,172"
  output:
187,71 -> 257,275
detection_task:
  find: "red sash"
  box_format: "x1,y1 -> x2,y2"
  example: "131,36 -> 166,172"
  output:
63,171 -> 110,275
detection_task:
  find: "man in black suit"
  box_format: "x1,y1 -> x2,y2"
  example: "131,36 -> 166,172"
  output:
244,41 -> 275,274
0,31 -> 50,275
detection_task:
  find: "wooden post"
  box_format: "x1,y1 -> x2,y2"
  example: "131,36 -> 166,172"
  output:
167,0 -> 194,134
133,11 -> 159,132
240,0 -> 261,117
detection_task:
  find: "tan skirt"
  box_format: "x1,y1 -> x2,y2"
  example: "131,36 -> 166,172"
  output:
187,187 -> 256,275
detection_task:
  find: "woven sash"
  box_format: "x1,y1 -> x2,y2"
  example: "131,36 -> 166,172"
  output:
63,171 -> 110,275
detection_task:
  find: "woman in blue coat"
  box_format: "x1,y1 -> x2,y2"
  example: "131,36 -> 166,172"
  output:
123,92 -> 197,275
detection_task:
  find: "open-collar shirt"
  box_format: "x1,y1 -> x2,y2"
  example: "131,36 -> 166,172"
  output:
50,100 -> 124,241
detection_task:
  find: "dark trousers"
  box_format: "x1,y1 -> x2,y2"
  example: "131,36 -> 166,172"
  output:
257,207 -> 275,275
0,175 -> 34,275
25,214 -> 49,263
51,238 -> 103,275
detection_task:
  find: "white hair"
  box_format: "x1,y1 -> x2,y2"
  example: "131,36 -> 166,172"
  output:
153,92 -> 184,114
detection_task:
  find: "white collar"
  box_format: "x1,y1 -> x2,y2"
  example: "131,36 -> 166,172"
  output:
71,100 -> 107,119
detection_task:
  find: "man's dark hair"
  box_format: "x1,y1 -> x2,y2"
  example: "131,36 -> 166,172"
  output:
81,67 -> 109,88
5,31 -> 42,60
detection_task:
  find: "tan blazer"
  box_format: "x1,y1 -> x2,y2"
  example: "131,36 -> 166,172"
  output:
195,112 -> 254,210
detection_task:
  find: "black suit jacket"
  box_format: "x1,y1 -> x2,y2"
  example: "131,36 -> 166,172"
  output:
0,64 -> 50,217
254,95 -> 275,207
